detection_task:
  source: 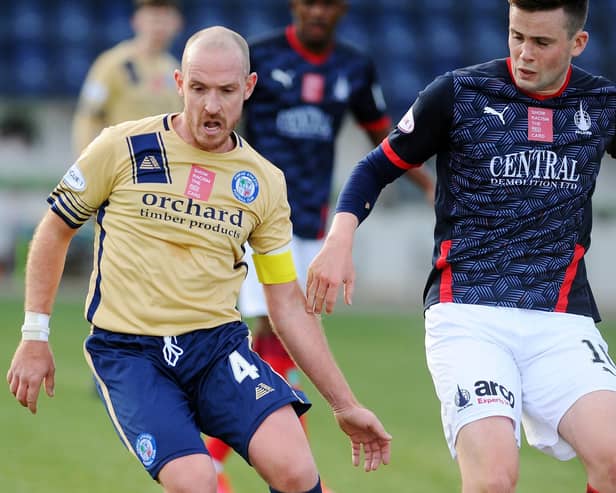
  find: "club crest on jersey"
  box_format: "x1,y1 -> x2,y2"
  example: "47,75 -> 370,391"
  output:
398,106 -> 415,134
232,171 -> 259,204
574,101 -> 592,135
135,433 -> 156,467
62,163 -> 86,191
454,385 -> 472,410
333,75 -> 350,101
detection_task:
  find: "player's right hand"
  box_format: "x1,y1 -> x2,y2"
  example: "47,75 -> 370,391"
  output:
333,404 -> 392,472
305,240 -> 355,315
306,212 -> 359,314
306,243 -> 355,313
7,340 -> 55,414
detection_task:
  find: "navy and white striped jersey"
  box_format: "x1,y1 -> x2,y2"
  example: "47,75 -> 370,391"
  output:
244,26 -> 390,239
360,58 -> 616,320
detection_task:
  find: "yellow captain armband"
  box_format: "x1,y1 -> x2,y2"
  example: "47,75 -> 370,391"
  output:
252,248 -> 297,284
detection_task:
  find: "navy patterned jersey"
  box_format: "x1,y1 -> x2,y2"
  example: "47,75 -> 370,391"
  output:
244,26 -> 390,239
383,58 -> 616,320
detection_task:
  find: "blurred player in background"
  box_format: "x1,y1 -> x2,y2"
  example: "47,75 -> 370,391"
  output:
306,1 -> 616,492
7,26 -> 391,493
205,1 -> 433,492
72,0 -> 183,155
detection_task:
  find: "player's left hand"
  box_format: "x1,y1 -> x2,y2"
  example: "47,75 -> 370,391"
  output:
333,405 -> 392,471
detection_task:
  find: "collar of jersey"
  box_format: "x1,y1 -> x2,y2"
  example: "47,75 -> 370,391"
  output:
286,25 -> 333,65
506,57 -> 572,101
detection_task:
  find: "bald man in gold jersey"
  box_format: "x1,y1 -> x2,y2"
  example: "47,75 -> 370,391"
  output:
7,27 -> 391,493
72,0 -> 183,156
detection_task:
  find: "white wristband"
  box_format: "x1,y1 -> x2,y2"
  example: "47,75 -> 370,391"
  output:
21,311 -> 51,342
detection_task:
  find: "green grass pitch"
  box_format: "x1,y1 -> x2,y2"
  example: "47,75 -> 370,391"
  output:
1,294 -> 606,492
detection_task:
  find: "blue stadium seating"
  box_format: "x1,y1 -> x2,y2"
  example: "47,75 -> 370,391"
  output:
54,2 -> 92,44
464,17 -> 508,67
13,42 -> 50,96
10,2 -> 46,42
3,0 -> 616,121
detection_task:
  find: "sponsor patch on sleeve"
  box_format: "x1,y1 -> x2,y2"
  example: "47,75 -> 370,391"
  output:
62,163 -> 87,192
397,105 -> 415,134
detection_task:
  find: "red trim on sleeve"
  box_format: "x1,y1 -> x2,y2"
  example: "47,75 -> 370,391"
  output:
506,57 -> 571,100
555,244 -> 585,312
436,240 -> 453,303
381,138 -> 421,170
286,25 -> 332,65
359,115 -> 391,132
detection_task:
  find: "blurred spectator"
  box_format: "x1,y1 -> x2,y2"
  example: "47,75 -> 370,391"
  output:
72,0 -> 183,155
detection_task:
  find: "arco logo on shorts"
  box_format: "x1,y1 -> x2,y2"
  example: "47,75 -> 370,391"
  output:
474,380 -> 515,408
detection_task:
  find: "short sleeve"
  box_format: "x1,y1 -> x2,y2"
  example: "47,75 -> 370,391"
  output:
248,169 -> 293,254
47,128 -> 117,228
387,73 -> 455,164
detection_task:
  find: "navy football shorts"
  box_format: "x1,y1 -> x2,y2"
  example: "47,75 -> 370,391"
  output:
84,321 -> 311,479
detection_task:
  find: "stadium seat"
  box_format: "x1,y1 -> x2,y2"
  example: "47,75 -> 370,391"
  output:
0,48 -> 11,95
576,37 -> 602,77
54,2 -> 92,44
380,64 -> 426,121
233,9 -> 279,39
416,0 -> 456,13
464,0 -> 503,15
464,18 -> 507,67
55,46 -> 94,95
421,18 -> 464,76
14,43 -> 50,95
10,2 -> 46,42
184,4 -> 229,34
374,12 -> 423,58
98,1 -> 132,47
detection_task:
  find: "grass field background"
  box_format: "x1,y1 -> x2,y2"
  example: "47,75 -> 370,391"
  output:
0,290 -> 606,492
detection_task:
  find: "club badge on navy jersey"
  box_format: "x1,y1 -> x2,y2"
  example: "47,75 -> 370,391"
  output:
232,171 -> 259,204
333,75 -> 350,101
62,163 -> 87,192
574,101 -> 592,136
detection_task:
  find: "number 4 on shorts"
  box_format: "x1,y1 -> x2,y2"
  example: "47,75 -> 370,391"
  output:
229,350 -> 260,383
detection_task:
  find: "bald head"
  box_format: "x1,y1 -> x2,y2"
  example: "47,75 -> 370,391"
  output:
181,26 -> 250,76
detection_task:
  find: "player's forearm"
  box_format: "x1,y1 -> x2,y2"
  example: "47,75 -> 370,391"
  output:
324,212 -> 359,250
266,283 -> 359,411
25,211 -> 77,314
335,147 -> 405,224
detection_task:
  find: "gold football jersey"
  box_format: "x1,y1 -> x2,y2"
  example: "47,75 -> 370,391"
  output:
50,114 -> 293,336
73,40 -> 182,154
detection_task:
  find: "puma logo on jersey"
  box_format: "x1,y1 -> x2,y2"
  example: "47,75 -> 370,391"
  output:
483,105 -> 510,125
255,382 -> 274,400
140,155 -> 161,170
271,69 -> 295,88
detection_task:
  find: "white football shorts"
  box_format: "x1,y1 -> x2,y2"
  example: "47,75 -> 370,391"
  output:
425,302 -> 616,460
238,236 -> 323,318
